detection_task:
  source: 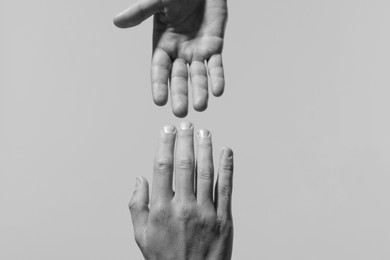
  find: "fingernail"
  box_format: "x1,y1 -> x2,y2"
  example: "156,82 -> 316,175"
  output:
198,129 -> 210,138
135,177 -> 142,187
163,125 -> 176,134
222,148 -> 233,159
180,121 -> 193,130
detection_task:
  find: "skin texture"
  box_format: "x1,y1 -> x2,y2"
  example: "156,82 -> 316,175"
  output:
113,0 -> 228,117
129,122 -> 234,260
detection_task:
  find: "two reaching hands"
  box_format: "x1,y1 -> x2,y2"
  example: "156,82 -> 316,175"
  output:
114,1 -> 232,257
114,0 -> 228,117
129,122 -> 234,259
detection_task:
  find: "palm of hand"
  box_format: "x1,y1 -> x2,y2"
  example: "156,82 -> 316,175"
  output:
153,0 -> 225,59
114,0 -> 227,117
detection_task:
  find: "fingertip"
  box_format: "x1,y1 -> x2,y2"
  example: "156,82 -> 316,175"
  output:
113,0 -> 163,28
137,176 -> 146,182
174,111 -> 188,118
197,128 -> 212,148
197,129 -> 211,139
211,80 -> 225,97
113,12 -> 138,28
179,121 -> 194,130
173,105 -> 188,118
113,15 -> 121,27
163,124 -> 176,133
135,176 -> 142,188
135,176 -> 149,189
193,99 -> 208,112
222,147 -> 233,159
159,124 -> 176,145
154,98 -> 168,106
152,83 -> 169,106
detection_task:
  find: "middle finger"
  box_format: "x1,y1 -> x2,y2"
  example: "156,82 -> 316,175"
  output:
174,121 -> 195,199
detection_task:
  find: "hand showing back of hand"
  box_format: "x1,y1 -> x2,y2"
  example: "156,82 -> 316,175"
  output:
129,122 -> 234,259
114,0 -> 228,117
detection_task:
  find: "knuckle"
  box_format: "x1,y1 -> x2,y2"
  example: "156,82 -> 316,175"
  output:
129,200 -> 148,214
176,158 -> 194,170
218,183 -> 232,197
220,164 -> 233,183
221,163 -> 233,174
217,217 -> 233,234
197,167 -> 213,181
128,195 -> 140,212
174,203 -> 196,222
150,203 -> 170,223
154,157 -> 172,173
199,211 -> 217,229
128,199 -> 137,212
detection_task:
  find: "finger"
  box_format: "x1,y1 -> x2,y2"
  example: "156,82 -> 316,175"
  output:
129,177 -> 149,247
207,54 -> 225,97
196,129 -> 214,205
170,59 -> 189,118
190,61 -> 209,111
113,0 -> 162,28
215,148 -> 234,219
175,121 -> 195,199
151,49 -> 171,106
151,125 -> 176,204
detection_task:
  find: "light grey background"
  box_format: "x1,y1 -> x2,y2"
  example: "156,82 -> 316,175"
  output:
1,0 -> 390,259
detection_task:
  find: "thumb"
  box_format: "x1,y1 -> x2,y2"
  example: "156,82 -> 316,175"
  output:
129,176 -> 149,247
113,0 -> 162,28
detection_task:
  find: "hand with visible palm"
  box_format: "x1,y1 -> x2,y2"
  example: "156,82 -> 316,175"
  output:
114,0 -> 228,117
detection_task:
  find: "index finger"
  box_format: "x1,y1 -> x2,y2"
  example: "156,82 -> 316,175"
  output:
151,125 -> 176,204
